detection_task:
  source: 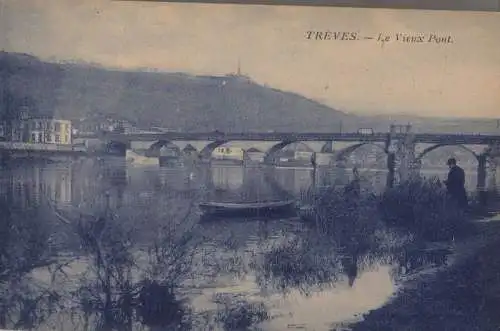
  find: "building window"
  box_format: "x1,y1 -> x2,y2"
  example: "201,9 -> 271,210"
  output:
38,133 -> 42,143
55,134 -> 60,143
45,133 -> 51,143
31,133 -> 36,142
55,122 -> 61,132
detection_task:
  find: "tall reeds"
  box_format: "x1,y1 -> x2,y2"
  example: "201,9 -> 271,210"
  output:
379,176 -> 466,241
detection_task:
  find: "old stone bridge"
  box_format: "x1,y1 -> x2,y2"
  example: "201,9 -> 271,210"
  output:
78,125 -> 500,189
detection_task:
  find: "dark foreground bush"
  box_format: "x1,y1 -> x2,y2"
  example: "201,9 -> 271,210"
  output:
136,279 -> 189,328
379,176 -> 466,242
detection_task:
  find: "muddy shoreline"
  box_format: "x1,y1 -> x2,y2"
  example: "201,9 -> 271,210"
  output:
348,215 -> 500,331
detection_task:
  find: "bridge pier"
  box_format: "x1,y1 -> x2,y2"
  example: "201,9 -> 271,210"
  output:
398,136 -> 417,182
322,141 -> 334,153
385,124 -> 417,187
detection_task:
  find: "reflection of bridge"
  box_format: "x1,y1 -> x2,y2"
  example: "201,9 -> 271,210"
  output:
128,165 -> 298,200
81,125 -> 500,190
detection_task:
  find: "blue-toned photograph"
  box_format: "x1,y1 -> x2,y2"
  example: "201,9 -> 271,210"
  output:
0,2 -> 500,330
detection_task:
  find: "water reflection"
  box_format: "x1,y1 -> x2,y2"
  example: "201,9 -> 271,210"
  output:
0,159 -> 485,330
260,265 -> 396,331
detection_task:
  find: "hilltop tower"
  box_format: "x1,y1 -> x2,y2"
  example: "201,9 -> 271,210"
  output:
236,58 -> 241,76
227,58 -> 250,80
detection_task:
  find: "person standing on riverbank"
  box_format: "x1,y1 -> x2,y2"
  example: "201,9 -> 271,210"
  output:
444,158 -> 468,208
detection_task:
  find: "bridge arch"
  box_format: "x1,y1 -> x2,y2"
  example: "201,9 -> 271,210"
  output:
335,142 -> 387,162
199,140 -> 230,159
262,141 -> 333,164
415,143 -> 482,164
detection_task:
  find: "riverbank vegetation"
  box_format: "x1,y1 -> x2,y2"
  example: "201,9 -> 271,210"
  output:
306,175 -> 474,243
0,197 -> 63,329
259,176 -> 470,296
0,174 -> 497,330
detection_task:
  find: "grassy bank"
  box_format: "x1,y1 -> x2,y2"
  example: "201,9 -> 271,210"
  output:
350,220 -> 500,331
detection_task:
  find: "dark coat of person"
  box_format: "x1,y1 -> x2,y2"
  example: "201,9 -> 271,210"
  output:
445,165 -> 468,206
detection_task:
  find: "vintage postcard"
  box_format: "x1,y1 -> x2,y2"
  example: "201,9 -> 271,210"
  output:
1,1 -> 500,330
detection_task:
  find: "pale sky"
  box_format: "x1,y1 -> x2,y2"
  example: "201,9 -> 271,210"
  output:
1,0 -> 500,118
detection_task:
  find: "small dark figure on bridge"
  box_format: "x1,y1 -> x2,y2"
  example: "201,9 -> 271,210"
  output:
444,158 -> 468,208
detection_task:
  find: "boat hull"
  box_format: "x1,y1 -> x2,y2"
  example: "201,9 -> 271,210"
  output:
199,201 -> 296,219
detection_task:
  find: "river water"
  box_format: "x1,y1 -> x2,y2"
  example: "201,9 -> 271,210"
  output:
0,158 -> 484,331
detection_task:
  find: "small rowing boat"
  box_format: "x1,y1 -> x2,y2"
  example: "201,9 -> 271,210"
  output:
198,200 -> 296,218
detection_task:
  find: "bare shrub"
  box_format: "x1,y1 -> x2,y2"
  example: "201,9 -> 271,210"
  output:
69,188 -> 201,330
0,197 -> 62,329
73,212 -> 136,330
